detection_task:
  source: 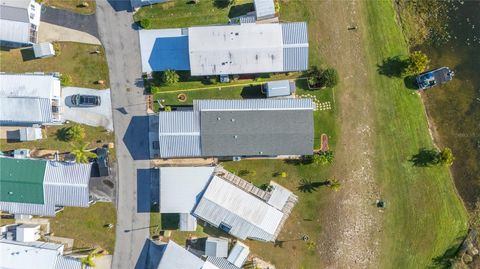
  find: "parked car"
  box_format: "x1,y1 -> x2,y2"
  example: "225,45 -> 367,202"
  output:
71,94 -> 101,107
95,147 -> 110,177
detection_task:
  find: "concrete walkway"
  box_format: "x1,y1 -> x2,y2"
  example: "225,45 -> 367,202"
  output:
39,22 -> 101,45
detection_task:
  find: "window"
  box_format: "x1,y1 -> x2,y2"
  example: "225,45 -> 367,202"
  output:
219,222 -> 232,233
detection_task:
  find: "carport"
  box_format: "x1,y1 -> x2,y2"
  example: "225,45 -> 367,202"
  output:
139,29 -> 190,73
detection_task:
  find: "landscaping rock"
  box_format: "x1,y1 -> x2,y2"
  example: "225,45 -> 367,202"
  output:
468,247 -> 479,256
464,254 -> 473,263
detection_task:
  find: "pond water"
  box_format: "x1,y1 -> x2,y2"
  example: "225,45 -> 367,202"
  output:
419,1 -> 480,207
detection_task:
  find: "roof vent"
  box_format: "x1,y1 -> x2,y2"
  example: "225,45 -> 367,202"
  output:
217,117 -> 221,120
231,118 -> 235,122
234,135 -> 238,139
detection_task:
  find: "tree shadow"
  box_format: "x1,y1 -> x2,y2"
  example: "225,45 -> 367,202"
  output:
240,85 -> 264,98
377,56 -> 408,77
228,3 -> 255,18
20,48 -> 36,61
409,148 -> 438,167
213,0 -> 230,9
160,213 -> 180,230
404,75 -> 418,90
427,239 -> 463,269
284,155 -> 313,166
297,179 -> 329,193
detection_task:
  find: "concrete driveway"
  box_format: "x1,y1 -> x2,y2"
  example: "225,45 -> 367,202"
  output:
38,22 -> 101,45
61,87 -> 113,130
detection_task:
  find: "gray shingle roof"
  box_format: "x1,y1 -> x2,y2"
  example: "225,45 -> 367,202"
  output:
158,99 -> 314,158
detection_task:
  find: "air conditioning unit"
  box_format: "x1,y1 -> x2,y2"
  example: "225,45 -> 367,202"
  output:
13,149 -> 30,159
233,156 -> 241,161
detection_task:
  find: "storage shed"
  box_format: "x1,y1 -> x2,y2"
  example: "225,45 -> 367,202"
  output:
263,80 -> 295,98
33,42 -> 55,58
254,0 -> 276,21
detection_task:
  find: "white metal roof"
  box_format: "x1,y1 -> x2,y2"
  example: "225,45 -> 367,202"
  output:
44,161 -> 92,207
227,242 -> 249,268
0,73 -> 61,99
0,239 -> 63,269
188,23 -> 284,76
193,176 -> 284,241
179,213 -> 197,231
265,80 -> 294,97
158,111 -> 201,158
159,167 -> 214,213
205,237 -> 229,258
254,0 -> 275,20
266,181 -> 292,210
0,0 -> 40,44
0,97 -> 53,125
193,98 -> 314,111
157,240 -> 205,269
0,19 -> 30,44
33,42 -> 55,58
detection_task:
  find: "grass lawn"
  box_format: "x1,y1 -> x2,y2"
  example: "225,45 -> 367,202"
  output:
363,2 -> 468,268
0,122 -> 114,158
222,159 -> 334,267
149,71 -> 299,93
134,0 -> 253,29
43,0 -> 96,14
50,202 -> 116,253
0,42 -> 109,89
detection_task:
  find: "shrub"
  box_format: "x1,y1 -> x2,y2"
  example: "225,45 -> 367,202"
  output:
406,51 -> 430,75
52,42 -> 61,56
139,18 -> 151,29
306,66 -> 322,88
60,74 -> 72,86
437,147 -> 454,166
313,151 -> 334,165
280,171 -> 287,178
150,86 -> 161,94
57,125 -> 85,142
320,68 -> 339,88
164,106 -> 172,112
161,69 -> 179,85
328,178 -> 341,192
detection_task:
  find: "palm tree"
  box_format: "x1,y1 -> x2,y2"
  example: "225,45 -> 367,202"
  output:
71,142 -> 97,163
328,178 -> 341,192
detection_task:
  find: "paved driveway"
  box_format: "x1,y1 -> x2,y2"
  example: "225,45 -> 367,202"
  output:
41,6 -> 99,38
61,87 -> 113,130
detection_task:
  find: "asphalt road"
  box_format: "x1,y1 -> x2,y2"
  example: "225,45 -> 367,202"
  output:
41,6 -> 99,38
95,1 -> 151,268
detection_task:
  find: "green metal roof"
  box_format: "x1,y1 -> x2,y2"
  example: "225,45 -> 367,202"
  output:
0,158 -> 46,204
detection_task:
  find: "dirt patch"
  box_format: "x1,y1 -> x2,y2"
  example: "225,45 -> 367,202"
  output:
313,1 -> 381,268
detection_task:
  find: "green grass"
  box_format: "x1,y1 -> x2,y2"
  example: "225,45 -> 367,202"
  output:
50,202 -> 116,253
149,71 -> 299,93
0,42 -> 109,89
0,122 -> 115,159
134,0 -> 254,29
363,2 -> 468,268
222,159 -> 334,268
43,0 -> 96,15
